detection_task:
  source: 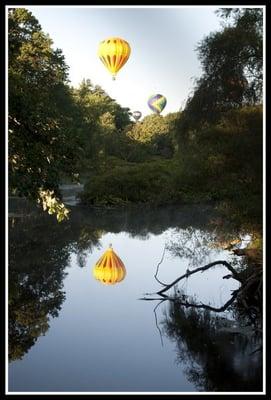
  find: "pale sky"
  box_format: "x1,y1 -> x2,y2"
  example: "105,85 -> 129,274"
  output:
24,6 -> 223,117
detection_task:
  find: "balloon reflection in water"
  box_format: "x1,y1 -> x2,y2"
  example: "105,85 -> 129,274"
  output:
93,244 -> 126,285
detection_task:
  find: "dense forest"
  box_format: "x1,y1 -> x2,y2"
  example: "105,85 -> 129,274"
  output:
9,7 -> 263,235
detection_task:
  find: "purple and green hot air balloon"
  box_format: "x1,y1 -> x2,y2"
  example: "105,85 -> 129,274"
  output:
148,94 -> 167,114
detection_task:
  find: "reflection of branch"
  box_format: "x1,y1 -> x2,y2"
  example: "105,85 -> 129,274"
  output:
249,346 -> 262,356
141,289 -> 239,313
153,300 -> 164,347
154,245 -> 167,286
157,260 -> 242,296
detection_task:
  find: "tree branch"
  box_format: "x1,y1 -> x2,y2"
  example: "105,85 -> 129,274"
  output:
157,260 -> 242,296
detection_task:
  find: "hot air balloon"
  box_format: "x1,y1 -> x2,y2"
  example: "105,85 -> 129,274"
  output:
132,111 -> 142,122
93,244 -> 126,285
148,94 -> 167,114
98,37 -> 131,80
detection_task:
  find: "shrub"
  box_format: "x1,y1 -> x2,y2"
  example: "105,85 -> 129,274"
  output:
80,159 -> 182,206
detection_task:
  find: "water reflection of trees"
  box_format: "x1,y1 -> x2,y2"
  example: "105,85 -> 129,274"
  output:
166,227 -> 219,268
8,211 -> 104,361
70,204 -> 219,239
165,226 -> 251,271
9,202 -> 218,362
143,221 -> 263,392
9,200 -> 262,368
161,294 -> 262,392
136,206 -> 262,392
9,216 -> 70,361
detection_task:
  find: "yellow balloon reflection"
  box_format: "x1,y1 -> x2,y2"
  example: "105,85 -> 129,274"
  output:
93,244 -> 126,285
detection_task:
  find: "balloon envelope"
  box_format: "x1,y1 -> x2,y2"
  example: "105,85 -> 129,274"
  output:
148,94 -> 167,114
98,37 -> 131,80
132,111 -> 142,121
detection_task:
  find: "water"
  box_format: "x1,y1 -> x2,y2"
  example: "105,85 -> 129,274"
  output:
8,201 -> 263,393
59,183 -> 84,206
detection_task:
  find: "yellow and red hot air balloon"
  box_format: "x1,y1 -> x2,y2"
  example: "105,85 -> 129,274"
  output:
98,37 -> 131,80
93,244 -> 126,285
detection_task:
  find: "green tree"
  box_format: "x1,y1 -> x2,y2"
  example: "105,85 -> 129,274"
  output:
126,113 -> 177,158
180,7 -> 263,128
8,8 -> 82,221
72,79 -> 132,166
172,8 -> 263,232
127,114 -> 168,143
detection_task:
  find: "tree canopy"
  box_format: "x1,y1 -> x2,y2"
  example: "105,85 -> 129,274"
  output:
180,7 -> 263,128
8,8 -> 83,220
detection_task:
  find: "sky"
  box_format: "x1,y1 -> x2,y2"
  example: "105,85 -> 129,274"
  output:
24,6 -> 223,117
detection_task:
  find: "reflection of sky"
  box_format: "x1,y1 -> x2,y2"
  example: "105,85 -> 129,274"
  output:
24,6 -> 222,117
9,229 -> 241,392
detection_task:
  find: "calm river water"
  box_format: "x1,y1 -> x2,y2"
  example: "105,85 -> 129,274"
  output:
8,200 -> 263,393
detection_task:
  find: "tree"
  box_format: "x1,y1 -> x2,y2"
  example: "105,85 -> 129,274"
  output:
181,7 -> 263,128
216,7 -> 263,96
72,79 -> 132,164
125,113 -> 177,158
8,8 -> 82,221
